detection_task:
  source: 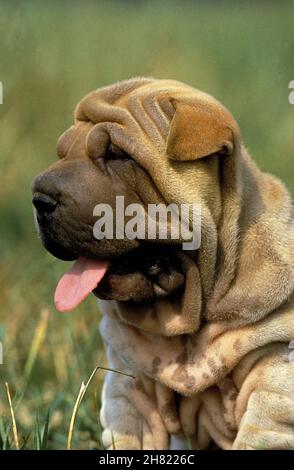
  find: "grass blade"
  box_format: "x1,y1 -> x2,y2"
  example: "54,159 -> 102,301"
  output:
67,366 -> 99,450
35,412 -> 41,450
5,382 -> 19,450
23,308 -> 49,385
41,409 -> 50,450
67,365 -> 135,450
0,416 -> 10,450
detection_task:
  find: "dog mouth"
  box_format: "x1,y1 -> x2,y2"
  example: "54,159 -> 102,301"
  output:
54,244 -> 185,312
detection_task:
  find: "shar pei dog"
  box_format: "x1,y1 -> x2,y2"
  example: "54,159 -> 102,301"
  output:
32,78 -> 294,450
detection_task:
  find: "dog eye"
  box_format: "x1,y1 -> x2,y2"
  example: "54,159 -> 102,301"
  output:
93,143 -> 132,174
106,143 -> 131,161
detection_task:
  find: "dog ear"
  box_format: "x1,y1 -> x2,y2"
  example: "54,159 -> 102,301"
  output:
166,99 -> 238,161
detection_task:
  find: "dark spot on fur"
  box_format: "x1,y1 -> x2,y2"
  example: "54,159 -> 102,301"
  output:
233,339 -> 242,351
206,358 -> 229,381
220,354 -> 226,365
134,379 -> 142,390
176,349 -> 189,365
202,372 -> 210,380
160,400 -> 178,423
171,366 -> 196,392
218,365 -> 229,377
176,345 -> 197,366
208,357 -> 218,375
229,394 -> 237,402
152,357 -> 161,375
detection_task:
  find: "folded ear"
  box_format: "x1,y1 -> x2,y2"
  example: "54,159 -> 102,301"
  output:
166,99 -> 238,161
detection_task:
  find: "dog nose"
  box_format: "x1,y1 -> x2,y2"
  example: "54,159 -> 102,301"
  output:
32,193 -> 58,215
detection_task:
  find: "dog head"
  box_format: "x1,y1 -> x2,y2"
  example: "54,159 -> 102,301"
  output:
32,78 -> 293,334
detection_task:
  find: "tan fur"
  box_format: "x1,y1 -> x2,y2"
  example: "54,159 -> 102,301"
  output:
62,78 -> 294,449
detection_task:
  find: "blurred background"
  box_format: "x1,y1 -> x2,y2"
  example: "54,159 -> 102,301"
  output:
0,0 -> 293,449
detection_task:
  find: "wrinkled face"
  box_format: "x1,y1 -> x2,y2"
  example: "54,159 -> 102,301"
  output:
32,78 -> 236,312
32,123 -> 186,307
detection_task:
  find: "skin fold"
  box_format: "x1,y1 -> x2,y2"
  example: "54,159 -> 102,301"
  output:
32,78 -> 294,450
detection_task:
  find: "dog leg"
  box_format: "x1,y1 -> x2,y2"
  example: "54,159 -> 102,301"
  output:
233,351 -> 294,450
100,344 -> 169,450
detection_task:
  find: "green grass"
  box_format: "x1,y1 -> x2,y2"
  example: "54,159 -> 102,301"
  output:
0,0 -> 293,449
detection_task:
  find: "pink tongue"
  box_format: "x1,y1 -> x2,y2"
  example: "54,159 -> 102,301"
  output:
54,257 -> 108,312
